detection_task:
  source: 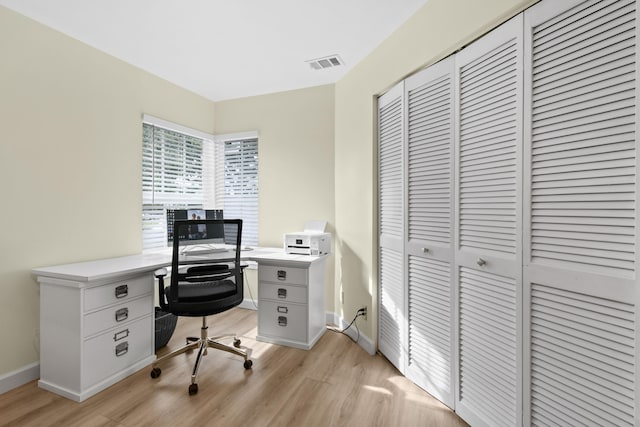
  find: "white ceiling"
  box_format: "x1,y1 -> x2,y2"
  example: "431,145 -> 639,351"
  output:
0,0 -> 428,101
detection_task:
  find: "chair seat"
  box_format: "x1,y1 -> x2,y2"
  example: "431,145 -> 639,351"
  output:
165,279 -> 237,303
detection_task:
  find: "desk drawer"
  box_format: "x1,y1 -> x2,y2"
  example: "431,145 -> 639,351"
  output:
259,282 -> 307,304
84,295 -> 152,337
82,315 -> 152,388
258,265 -> 307,286
258,300 -> 307,342
84,275 -> 152,312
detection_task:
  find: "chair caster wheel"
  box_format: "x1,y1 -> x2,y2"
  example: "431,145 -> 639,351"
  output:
189,383 -> 198,395
244,359 -> 253,369
233,338 -> 241,348
150,367 -> 161,378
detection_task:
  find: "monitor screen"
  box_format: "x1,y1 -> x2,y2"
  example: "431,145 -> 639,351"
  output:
166,209 -> 224,246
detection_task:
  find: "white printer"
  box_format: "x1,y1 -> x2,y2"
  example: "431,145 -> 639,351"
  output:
284,221 -> 331,256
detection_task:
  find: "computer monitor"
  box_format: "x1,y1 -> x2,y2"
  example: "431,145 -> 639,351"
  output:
166,209 -> 224,247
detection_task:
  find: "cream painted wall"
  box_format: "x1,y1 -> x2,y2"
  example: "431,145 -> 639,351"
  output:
333,0 -> 538,341
214,86 -> 336,309
0,6 -> 215,376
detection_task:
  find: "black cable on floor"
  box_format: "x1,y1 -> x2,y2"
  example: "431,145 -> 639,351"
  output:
327,312 -> 363,343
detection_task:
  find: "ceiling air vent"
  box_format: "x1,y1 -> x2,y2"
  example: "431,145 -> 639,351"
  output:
307,55 -> 344,70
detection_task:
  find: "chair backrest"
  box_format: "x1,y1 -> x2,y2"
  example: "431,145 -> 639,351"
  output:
163,218 -> 244,317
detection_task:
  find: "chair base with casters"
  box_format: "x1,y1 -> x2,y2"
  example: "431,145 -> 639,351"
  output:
150,315 -> 253,395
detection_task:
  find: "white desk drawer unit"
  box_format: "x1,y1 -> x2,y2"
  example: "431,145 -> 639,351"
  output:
256,257 -> 327,350
37,272 -> 155,402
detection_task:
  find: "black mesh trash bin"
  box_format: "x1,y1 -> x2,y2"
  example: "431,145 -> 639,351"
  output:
155,307 -> 177,350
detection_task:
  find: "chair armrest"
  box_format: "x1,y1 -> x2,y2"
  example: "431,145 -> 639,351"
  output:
155,268 -> 168,309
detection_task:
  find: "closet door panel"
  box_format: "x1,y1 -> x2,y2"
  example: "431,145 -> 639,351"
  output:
405,57 -> 455,407
523,0 -> 638,425
454,14 -> 523,427
377,82 -> 406,372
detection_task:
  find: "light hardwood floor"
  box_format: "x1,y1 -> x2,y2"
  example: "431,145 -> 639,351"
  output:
1,308 -> 468,427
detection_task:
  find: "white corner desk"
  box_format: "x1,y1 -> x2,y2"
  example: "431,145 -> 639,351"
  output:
32,247 -> 327,402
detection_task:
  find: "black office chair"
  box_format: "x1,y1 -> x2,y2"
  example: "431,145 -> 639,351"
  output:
150,218 -> 252,395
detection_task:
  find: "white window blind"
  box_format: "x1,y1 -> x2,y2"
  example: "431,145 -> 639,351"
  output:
218,136 -> 259,246
142,117 -> 258,250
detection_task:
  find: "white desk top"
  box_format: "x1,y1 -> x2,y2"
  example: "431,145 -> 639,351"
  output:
32,247 -> 326,283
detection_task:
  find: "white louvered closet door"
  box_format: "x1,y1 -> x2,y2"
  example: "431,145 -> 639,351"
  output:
454,14 -> 523,427
378,82 -> 406,373
404,56 -> 456,408
523,1 -> 638,425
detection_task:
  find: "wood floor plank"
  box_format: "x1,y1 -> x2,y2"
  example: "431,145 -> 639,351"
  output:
0,308 -> 467,427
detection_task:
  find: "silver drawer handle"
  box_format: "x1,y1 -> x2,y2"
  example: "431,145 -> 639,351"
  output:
277,306 -> 288,314
115,284 -> 128,298
115,307 -> 129,322
115,341 -> 128,357
277,270 -> 287,280
477,258 -> 487,267
277,288 -> 287,298
278,316 -> 287,327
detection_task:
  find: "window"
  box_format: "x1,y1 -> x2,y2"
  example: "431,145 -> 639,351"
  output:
218,135 -> 259,245
141,115 -> 258,250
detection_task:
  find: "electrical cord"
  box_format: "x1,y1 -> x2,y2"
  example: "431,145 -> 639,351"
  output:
327,309 -> 366,343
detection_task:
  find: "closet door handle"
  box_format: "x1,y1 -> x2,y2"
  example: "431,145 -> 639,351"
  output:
421,247 -> 429,254
476,258 -> 487,267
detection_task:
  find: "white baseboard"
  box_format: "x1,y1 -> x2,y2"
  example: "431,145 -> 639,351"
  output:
0,362 -> 39,395
326,312 -> 375,355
